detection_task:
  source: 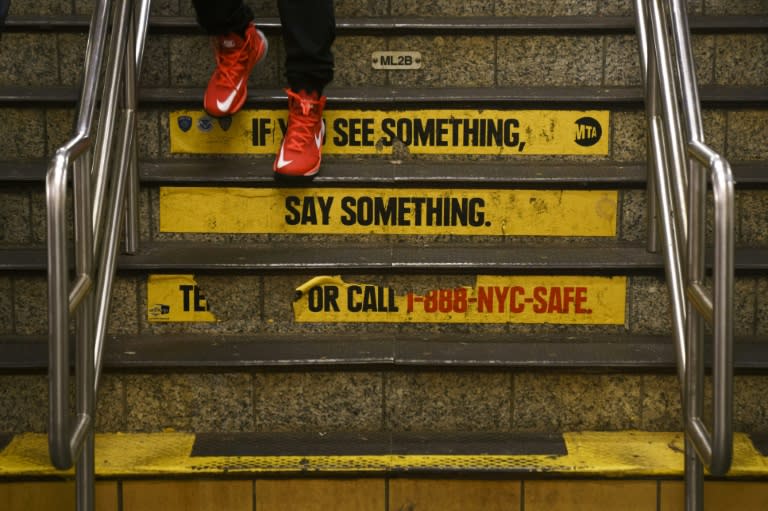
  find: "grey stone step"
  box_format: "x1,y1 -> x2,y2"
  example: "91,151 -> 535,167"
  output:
7,0 -> 768,18
3,333 -> 768,371
2,243 -> 768,272
2,85 -> 768,107
4,364 -> 768,435
3,20 -> 767,90
2,267 -> 765,341
5,14 -> 767,33
3,158 -> 767,188
1,102 -> 765,166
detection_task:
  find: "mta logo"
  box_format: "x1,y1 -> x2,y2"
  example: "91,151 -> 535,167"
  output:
574,117 -> 602,147
148,304 -> 170,317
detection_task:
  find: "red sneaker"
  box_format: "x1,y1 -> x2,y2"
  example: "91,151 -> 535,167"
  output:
203,23 -> 268,117
273,89 -> 327,178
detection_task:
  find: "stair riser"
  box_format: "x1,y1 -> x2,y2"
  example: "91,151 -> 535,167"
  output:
2,108 -> 767,164
3,32 -> 767,89
5,185 -> 768,248
2,369 -> 768,434
10,0 -> 761,18
2,273 -> 766,338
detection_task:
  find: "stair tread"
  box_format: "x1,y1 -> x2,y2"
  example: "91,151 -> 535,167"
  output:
2,85 -> 768,106
5,14 -> 767,33
1,159 -> 766,187
2,333 -> 768,370
0,431 -> 766,477
2,244 -> 768,272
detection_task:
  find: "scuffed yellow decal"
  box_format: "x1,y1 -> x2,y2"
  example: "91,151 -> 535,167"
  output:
170,109 -> 609,155
293,275 -> 626,325
160,187 -> 617,237
147,275 -> 216,323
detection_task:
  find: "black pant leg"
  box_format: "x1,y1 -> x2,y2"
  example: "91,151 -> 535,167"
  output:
277,0 -> 335,94
192,0 -> 254,35
0,0 -> 9,31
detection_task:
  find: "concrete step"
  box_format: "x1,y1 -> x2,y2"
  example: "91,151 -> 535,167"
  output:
3,160 -> 768,249
1,265 -> 765,340
2,365 -> 768,434
1,431 -> 768,477
7,0 -> 768,18
2,13 -> 767,91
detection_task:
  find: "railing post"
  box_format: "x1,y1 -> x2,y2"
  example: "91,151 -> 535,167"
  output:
633,1 -> 735,509
46,2 -> 152,511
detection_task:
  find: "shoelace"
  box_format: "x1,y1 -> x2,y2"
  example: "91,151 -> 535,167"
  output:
213,32 -> 253,88
285,97 -> 320,151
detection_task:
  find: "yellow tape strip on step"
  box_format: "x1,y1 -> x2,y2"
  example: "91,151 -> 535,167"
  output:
159,187 -> 617,236
169,109 -> 609,155
293,275 -> 627,325
2,432 -> 767,478
147,275 -> 217,323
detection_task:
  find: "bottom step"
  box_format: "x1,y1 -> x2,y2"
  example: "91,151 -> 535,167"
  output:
1,431 -> 767,478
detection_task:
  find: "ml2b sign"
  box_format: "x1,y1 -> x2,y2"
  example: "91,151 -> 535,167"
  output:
170,109 -> 609,156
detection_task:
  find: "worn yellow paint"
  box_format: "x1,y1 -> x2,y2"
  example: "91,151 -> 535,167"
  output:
159,187 -> 618,237
1,432 -> 766,479
147,275 -> 216,323
292,275 -> 627,324
169,109 -> 609,155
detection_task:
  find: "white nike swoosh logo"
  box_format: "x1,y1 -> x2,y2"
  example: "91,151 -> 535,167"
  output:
276,144 -> 293,169
315,121 -> 325,149
216,79 -> 244,112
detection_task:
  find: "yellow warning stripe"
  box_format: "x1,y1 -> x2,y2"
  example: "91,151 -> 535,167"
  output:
1,432 -> 767,478
158,187 -> 618,237
291,275 -> 627,325
169,109 -> 610,156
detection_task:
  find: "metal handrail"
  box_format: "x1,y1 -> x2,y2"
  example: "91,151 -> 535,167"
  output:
46,1 -> 149,510
634,0 -> 734,510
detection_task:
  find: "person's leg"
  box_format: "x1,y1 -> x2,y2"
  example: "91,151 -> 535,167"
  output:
192,1 -> 269,117
277,0 -> 335,94
192,0 -> 253,36
0,0 -> 10,35
273,0 -> 335,178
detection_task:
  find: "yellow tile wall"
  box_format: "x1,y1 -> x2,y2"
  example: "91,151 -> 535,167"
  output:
255,479 -> 385,511
660,481 -> 768,511
389,479 -> 521,511
0,481 -> 117,511
524,480 -> 658,511
5,477 -> 768,510
122,480 -> 252,511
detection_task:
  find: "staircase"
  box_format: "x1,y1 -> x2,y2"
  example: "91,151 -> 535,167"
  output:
2,1 -> 768,510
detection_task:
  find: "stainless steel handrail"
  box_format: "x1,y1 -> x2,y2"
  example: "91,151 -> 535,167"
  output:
634,0 -> 734,510
46,1 -> 149,510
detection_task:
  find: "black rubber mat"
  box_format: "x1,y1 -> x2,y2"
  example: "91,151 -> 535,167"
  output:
191,432 -> 566,457
749,432 -> 768,456
0,433 -> 12,452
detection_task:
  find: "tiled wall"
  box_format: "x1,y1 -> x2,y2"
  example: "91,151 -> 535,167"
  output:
2,479 -> 768,511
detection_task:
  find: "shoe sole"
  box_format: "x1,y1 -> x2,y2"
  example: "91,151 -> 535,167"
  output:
273,161 -> 321,180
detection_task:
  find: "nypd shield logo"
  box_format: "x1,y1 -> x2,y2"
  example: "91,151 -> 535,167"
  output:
177,115 -> 193,132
